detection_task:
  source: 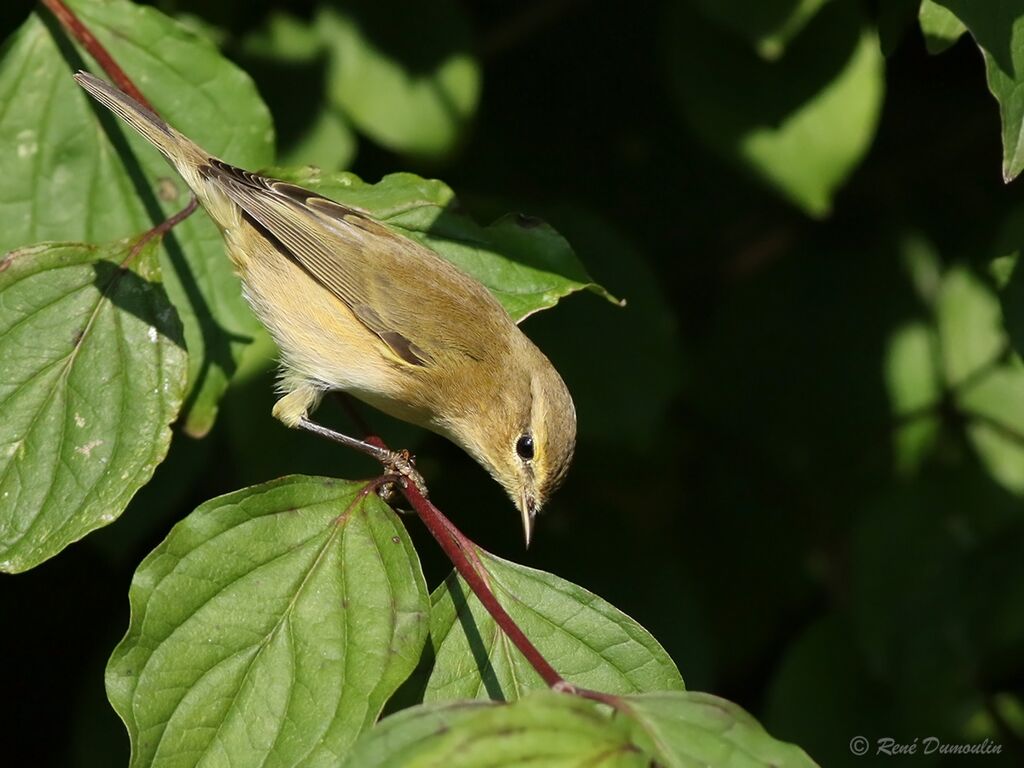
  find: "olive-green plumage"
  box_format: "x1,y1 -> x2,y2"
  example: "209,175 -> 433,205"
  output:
75,72 -> 576,544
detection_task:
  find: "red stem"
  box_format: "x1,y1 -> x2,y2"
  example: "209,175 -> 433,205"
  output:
124,196 -> 198,264
397,479 -> 570,690
40,0 -> 155,111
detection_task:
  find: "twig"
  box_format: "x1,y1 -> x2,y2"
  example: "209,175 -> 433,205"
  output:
125,196 -> 199,264
396,475 -> 570,690
40,0 -> 154,110
43,0 -> 200,257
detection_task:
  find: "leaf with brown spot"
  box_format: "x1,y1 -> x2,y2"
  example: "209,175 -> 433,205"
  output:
0,239 -> 185,573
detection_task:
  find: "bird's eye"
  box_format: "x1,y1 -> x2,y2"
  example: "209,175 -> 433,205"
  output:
516,434 -> 535,461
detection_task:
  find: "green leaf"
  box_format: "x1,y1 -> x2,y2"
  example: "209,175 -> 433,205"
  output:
317,0 -> 480,159
622,692 -> 819,768
919,0 -> 967,54
343,691 -> 647,768
936,266 -> 1024,493
344,691 -> 817,767
239,10 -> 358,171
0,240 -> 185,573
106,475 -> 429,767
937,266 -> 1004,386
935,0 -> 1024,181
689,0 -> 832,60
425,549 -> 683,701
0,0 -> 274,436
764,616 -> 885,768
268,168 -> 619,321
885,321 -> 942,475
665,0 -> 884,217
279,105 -> 357,170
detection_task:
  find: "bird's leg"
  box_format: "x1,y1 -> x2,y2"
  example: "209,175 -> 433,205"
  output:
296,418 -> 429,500
274,385 -> 428,498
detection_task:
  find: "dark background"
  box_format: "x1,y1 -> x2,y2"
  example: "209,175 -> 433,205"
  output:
4,1 -> 1024,766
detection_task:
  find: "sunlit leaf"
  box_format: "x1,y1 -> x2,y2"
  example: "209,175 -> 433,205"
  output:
0,0 -> 274,436
317,0 -> 480,159
268,168 -> 619,321
106,476 -> 429,767
0,239 -> 185,572
425,549 -> 683,701
935,0 -> 1024,181
885,322 -> 942,475
665,0 -> 884,217
919,0 -> 967,54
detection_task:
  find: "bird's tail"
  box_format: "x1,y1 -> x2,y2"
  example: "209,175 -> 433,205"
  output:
75,71 -> 233,225
74,71 -> 209,188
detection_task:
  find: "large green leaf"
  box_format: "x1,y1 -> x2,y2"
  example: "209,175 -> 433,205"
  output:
343,691 -> 646,768
269,168 -> 619,321
425,549 -> 683,701
0,0 -> 274,436
317,0 -> 480,159
0,239 -> 185,573
665,0 -> 884,217
344,690 -> 818,767
935,1 -> 1024,181
106,476 -> 429,767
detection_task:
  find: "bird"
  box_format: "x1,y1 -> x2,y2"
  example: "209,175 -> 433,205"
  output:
74,71 -> 576,546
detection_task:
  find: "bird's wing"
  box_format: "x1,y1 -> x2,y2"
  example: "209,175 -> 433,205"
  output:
202,161 -> 493,367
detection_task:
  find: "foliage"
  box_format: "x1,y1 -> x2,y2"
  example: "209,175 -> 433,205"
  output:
4,0 -> 1024,766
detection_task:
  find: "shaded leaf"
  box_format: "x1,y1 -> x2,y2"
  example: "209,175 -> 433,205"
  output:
269,168 -> 619,320
849,471 -> 1016,738
106,476 -> 429,767
919,0 -> 966,54
623,691 -> 819,768
426,549 -> 683,701
0,0 -> 274,436
665,0 -> 884,217
689,0 -> 831,59
345,690 -> 817,768
343,691 -> 646,768
0,240 -> 185,573
935,0 -> 1024,181
878,0 -> 922,56
764,616 -> 886,768
317,0 -> 480,159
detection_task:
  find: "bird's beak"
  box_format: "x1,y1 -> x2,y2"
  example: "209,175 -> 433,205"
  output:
520,494 -> 537,549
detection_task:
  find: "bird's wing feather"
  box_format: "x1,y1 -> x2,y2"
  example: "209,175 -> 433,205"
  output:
202,162 -> 495,366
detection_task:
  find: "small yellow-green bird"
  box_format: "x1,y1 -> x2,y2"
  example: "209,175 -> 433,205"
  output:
75,71 -> 575,546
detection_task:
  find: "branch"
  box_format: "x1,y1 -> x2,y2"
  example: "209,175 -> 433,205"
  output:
40,0 -> 154,110
396,477 -> 570,690
42,0 -> 198,247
